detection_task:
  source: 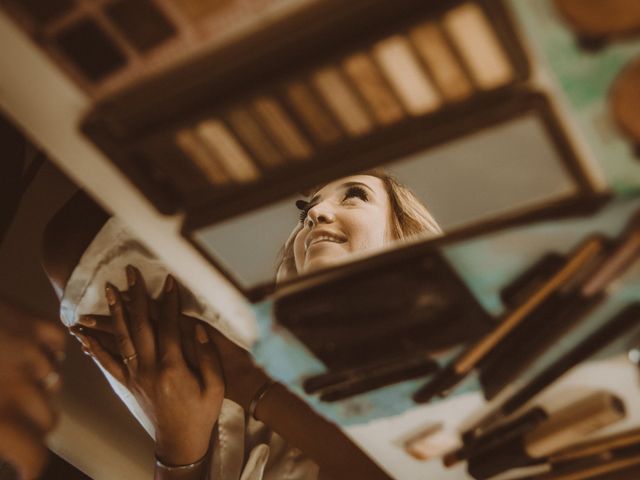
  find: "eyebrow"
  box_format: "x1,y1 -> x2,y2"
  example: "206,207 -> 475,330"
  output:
308,181 -> 375,206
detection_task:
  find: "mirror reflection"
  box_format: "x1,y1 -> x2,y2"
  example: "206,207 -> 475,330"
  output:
193,113 -> 581,290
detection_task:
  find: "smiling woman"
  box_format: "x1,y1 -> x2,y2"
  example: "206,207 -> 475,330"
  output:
276,170 -> 442,281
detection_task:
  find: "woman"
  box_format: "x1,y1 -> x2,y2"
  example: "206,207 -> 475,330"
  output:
277,170 -> 441,281
42,171 -> 438,479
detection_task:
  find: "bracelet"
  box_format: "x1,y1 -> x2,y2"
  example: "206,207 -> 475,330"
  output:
248,379 -> 277,420
155,453 -> 207,471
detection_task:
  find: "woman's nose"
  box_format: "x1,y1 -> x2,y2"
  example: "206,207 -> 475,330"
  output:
306,202 -> 335,228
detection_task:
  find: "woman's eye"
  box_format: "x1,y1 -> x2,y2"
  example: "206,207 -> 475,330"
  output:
343,186 -> 368,202
297,200 -> 316,224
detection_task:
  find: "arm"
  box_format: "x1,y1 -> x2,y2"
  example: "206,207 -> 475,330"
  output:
207,330 -> 391,480
255,383 -> 390,480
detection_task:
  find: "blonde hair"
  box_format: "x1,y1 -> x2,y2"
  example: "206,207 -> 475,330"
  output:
276,170 -> 442,282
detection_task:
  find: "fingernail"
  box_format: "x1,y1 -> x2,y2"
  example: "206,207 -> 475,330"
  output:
126,265 -> 136,287
75,333 -> 90,349
78,316 -> 96,327
195,324 -> 209,344
105,284 -> 117,306
164,275 -> 174,293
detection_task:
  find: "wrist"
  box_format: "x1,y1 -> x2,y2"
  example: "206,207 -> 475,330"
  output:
249,379 -> 278,421
155,439 -> 209,467
154,452 -> 207,480
253,381 -> 284,423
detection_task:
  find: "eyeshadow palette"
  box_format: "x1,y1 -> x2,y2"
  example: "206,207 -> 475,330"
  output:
80,0 -> 531,214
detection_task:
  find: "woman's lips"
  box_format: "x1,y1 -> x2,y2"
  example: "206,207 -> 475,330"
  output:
305,231 -> 347,251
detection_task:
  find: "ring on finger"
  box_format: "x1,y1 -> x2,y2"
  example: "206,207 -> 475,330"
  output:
122,352 -> 138,365
41,371 -> 60,392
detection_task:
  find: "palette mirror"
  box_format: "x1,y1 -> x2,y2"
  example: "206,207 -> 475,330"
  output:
190,107 -> 600,299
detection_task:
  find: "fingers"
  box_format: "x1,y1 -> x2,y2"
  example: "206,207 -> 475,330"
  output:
125,266 -> 156,370
0,416 -> 49,480
76,315 -> 115,333
194,324 -> 225,396
0,299 -> 66,363
157,276 -> 185,368
81,334 -> 128,385
0,337 -> 61,395
180,315 -> 198,371
70,325 -> 120,357
206,325 -> 248,360
4,380 -> 58,433
105,283 -> 138,373
20,343 -> 61,394
31,320 -> 66,363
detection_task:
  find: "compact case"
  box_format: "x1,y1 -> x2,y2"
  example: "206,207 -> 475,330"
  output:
74,0 -> 533,217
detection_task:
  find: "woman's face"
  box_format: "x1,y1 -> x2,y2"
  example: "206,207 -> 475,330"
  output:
293,175 -> 393,274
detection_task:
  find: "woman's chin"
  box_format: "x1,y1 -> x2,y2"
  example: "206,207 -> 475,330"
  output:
302,253 -> 347,274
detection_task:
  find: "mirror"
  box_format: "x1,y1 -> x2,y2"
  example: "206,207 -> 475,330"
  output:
192,112 -> 588,293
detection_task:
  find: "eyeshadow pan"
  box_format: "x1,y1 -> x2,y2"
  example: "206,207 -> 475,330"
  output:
227,107 -> 285,169
252,96 -> 312,161
312,67 -> 374,137
170,0 -> 234,23
410,23 -> 473,102
444,3 -> 514,90
105,0 -> 176,54
374,35 -> 442,116
196,120 -> 260,183
175,129 -> 231,185
343,53 -> 405,126
55,18 -> 127,82
11,0 -> 73,24
284,82 -> 342,145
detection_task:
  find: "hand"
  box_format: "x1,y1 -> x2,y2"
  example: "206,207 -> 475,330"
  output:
73,267 -> 224,466
0,298 -> 66,479
77,316 -> 271,411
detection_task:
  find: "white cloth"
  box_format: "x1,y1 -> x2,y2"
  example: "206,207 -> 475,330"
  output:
60,217 -> 319,479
